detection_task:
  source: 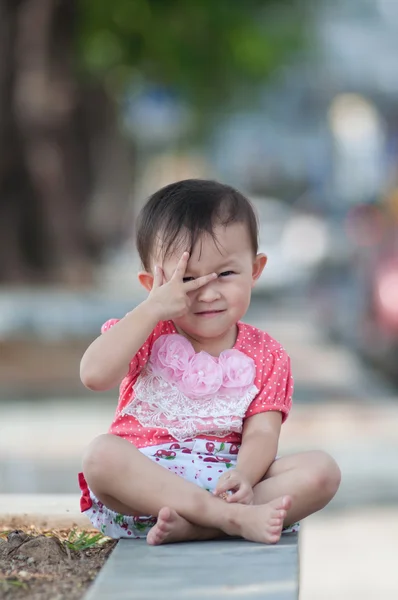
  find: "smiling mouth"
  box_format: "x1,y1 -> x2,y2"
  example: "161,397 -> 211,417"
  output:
195,309 -> 225,315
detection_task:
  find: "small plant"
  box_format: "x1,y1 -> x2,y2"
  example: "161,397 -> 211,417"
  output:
0,530 -> 11,538
64,529 -> 108,552
0,578 -> 28,590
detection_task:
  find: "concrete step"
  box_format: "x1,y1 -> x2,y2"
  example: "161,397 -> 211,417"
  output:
84,535 -> 300,600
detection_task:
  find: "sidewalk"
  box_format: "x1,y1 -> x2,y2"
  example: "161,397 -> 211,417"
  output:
0,494 -> 90,529
300,506 -> 398,600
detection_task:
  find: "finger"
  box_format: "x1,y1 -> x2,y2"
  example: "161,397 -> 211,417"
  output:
171,252 -> 190,280
215,476 -> 237,495
184,272 -> 217,291
226,492 -> 242,503
214,480 -> 231,495
214,484 -> 225,496
152,265 -> 164,288
227,488 -> 246,503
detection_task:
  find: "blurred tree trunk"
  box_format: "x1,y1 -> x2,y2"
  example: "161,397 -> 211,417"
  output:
0,0 -> 131,286
0,0 -> 33,283
14,0 -> 91,285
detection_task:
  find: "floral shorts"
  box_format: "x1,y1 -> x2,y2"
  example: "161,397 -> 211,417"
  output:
79,439 -> 300,539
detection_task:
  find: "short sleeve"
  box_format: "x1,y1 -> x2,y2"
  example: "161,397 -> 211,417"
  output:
100,317 -> 155,379
101,319 -> 120,334
245,348 -> 293,423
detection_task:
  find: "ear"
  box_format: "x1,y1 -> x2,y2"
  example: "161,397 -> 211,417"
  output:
251,253 -> 267,288
138,270 -> 154,292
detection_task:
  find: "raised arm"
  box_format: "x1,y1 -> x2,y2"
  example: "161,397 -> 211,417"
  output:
80,302 -> 160,391
80,252 -> 216,391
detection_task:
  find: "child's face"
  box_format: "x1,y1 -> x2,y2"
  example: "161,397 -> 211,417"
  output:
142,222 -> 267,344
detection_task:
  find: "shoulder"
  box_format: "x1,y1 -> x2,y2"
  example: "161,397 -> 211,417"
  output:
238,323 -> 294,421
236,322 -> 288,360
141,320 -> 177,351
118,320 -> 177,393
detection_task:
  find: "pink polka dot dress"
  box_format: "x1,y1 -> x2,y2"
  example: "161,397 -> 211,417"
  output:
78,319 -> 299,539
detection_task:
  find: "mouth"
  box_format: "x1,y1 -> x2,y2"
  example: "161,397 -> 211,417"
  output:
194,309 -> 226,317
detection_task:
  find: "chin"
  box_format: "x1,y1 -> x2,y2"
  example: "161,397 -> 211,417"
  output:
187,322 -> 237,341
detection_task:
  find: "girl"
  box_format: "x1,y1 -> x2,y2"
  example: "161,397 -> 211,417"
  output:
79,179 -> 341,545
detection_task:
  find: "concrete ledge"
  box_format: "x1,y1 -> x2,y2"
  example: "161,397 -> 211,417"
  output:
85,536 -> 300,600
0,494 -> 91,529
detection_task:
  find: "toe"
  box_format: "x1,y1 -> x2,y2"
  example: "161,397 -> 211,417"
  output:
268,532 -> 280,544
282,495 -> 292,510
157,520 -> 169,533
152,528 -> 166,545
146,531 -> 156,545
269,496 -> 286,511
158,507 -> 172,522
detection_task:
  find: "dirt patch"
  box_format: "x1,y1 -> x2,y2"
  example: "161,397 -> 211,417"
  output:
0,527 -> 116,600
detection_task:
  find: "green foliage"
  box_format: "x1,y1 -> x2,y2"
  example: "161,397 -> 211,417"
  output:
64,529 -> 108,551
0,579 -> 28,589
0,530 -> 11,538
77,0 -> 306,108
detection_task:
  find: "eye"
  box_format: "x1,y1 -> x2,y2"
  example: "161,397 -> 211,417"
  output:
183,277 -> 195,283
219,271 -> 235,277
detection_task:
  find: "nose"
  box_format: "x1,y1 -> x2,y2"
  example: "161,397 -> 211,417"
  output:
196,280 -> 221,302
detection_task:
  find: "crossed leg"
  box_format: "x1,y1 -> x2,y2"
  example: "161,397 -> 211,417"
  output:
83,435 -> 340,545
147,450 -> 341,544
253,450 -> 341,522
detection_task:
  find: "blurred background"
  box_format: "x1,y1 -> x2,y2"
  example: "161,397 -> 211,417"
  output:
0,0 -> 397,598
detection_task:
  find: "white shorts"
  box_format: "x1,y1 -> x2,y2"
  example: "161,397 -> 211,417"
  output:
80,438 -> 300,539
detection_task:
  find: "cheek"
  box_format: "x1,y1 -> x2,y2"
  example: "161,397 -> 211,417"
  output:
227,279 -> 251,302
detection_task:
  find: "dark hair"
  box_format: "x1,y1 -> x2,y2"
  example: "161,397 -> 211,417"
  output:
136,179 -> 258,271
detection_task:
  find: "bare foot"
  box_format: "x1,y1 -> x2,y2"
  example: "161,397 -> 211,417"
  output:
146,507 -> 221,546
227,496 -> 292,544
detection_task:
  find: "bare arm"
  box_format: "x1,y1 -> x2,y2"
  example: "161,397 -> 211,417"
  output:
80,300 -> 160,391
236,412 -> 282,486
80,252 -> 217,392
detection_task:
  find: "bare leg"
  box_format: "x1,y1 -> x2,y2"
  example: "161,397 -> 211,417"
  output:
152,450 -> 341,543
83,434 -> 292,544
146,496 -> 291,546
147,508 -> 221,545
252,451 -> 341,525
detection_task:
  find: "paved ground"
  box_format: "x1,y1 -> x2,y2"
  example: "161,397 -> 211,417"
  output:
300,507 -> 398,600
0,494 -> 91,529
86,536 -> 299,600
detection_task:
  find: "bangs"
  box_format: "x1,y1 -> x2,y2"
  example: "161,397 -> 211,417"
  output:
136,179 -> 258,271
